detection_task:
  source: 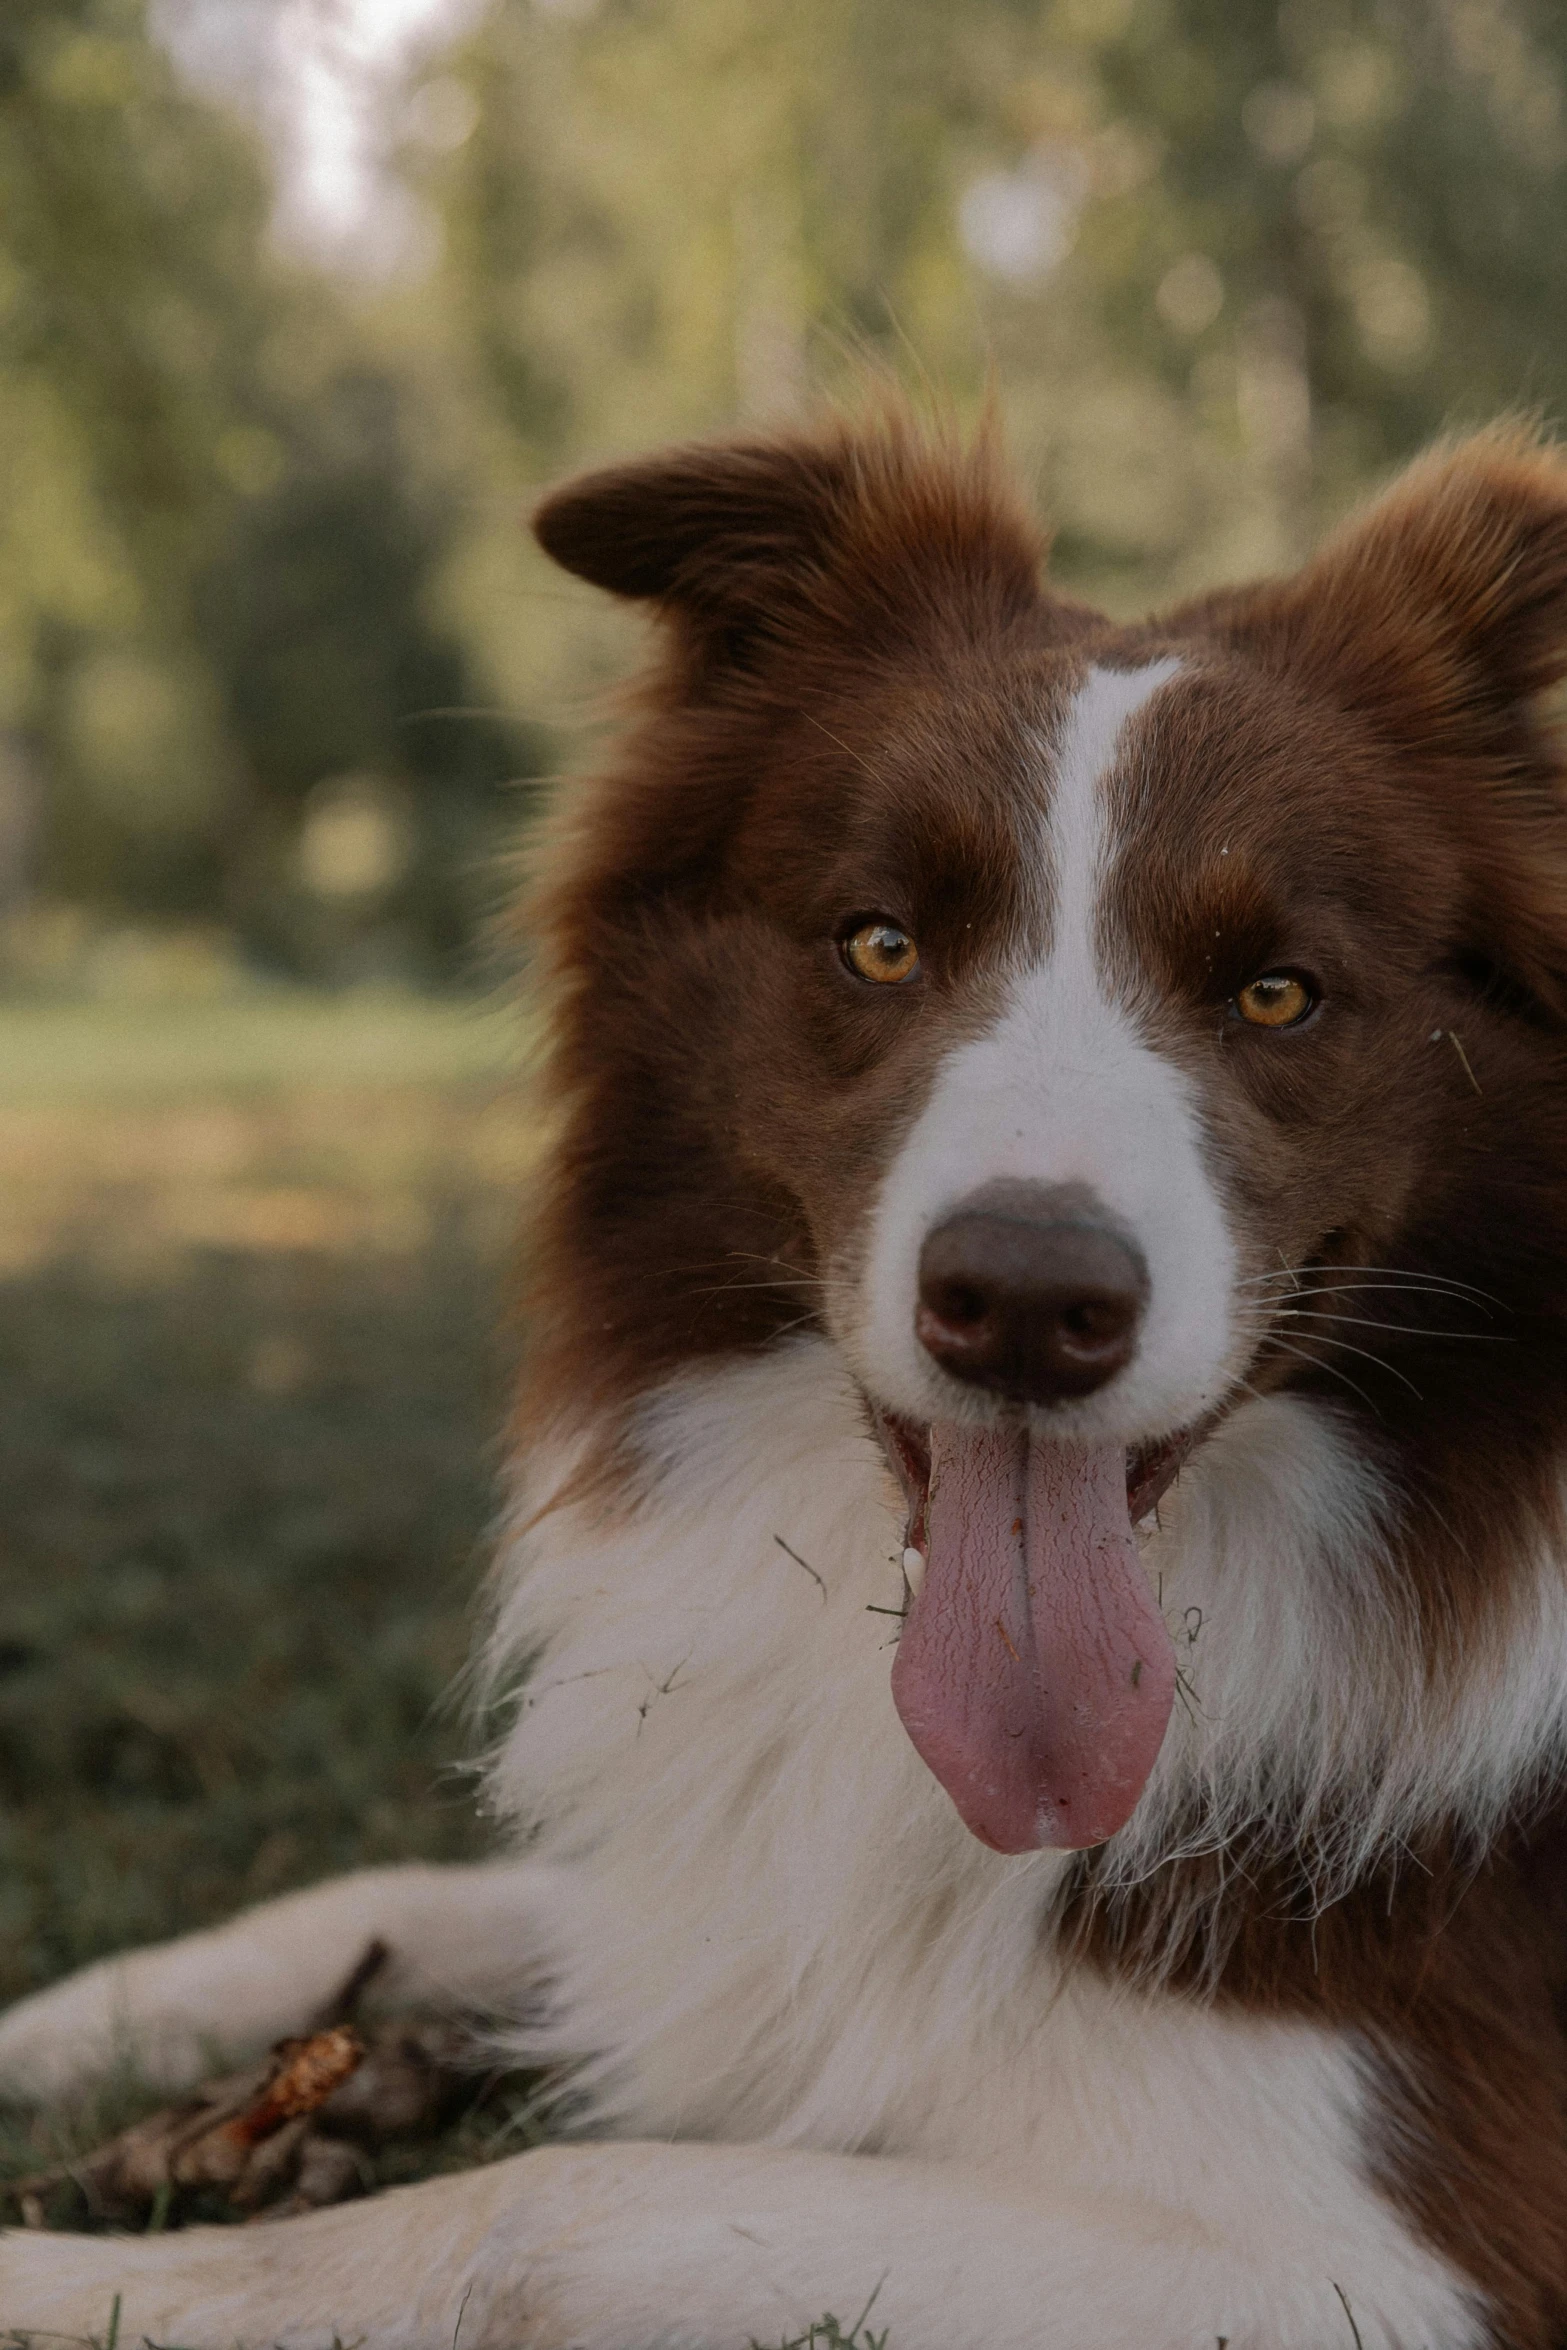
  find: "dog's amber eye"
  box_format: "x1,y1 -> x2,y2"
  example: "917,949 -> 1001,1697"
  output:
1233,972 -> 1315,1029
843,920 -> 920,985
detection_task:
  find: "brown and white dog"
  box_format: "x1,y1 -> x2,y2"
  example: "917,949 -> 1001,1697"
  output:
8,410 -> 1567,2348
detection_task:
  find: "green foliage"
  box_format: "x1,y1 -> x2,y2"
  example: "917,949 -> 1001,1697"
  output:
7,0 -> 1567,957
193,366 -> 545,977
0,0 -> 276,916
0,0 -> 274,583
0,1 -> 544,969
8,0 -> 1567,958
421,0 -> 1567,682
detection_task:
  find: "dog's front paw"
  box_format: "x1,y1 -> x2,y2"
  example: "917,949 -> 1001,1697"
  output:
0,2147 -> 561,2350
0,1972 -> 122,2103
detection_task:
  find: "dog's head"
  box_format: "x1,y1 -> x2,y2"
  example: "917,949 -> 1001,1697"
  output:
526,412 -> 1567,1856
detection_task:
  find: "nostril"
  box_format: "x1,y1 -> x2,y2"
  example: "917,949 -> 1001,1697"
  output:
932,1280 -> 988,1328
1061,1297 -> 1133,1343
914,1185 -> 1149,1407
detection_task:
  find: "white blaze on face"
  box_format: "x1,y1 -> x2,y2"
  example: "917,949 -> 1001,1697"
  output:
856,660 -> 1237,1445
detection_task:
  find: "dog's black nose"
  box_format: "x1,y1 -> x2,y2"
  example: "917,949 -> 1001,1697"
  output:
915,1184 -> 1148,1404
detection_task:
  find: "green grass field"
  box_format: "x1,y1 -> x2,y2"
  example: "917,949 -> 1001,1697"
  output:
0,988 -> 883,2350
0,991 -> 541,2275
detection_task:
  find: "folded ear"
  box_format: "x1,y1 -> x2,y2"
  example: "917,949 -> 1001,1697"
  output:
531,418 -> 1045,668
1200,426 -> 1567,759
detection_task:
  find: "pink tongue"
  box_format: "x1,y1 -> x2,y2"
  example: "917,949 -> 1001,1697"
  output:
890,1424 -> 1176,1853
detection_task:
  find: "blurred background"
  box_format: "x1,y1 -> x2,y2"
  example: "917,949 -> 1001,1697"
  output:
3,0 -> 1566,2047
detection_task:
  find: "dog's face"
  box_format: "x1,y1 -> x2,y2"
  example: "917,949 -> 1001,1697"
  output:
529,420 -> 1567,1853
707,644 -> 1495,1444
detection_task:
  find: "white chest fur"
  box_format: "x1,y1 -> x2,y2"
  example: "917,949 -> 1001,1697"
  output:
480,1341 -> 1489,2341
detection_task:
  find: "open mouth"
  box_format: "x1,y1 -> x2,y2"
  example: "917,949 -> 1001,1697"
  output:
875,1412 -> 1205,1557
868,1404 -> 1218,1857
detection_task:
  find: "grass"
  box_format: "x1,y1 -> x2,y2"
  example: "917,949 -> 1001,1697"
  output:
0,988 -> 536,2209
0,990 -> 520,1107
754,2283 -> 891,2350
0,988 -> 900,2346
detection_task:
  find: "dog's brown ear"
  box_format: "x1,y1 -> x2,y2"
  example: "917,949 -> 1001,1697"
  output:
1189,428 -> 1567,1012
533,440 -> 852,610
1200,427 -> 1567,753
531,421 -> 1045,663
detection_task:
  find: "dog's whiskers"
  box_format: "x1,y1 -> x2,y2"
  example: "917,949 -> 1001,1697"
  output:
1259,1308 -> 1509,1344
1253,1326 -> 1424,1400
1237,1265 -> 1501,1307
1254,1279 -> 1500,1313
1260,1333 -> 1385,1412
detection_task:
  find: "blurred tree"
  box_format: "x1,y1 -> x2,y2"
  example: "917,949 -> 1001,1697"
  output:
427,0 -> 988,461
416,0 -> 1567,671
0,0 -> 275,914
7,0 -> 1567,965
0,0 -> 270,585
0,0 -> 543,977
1024,0 -> 1567,560
197,366 -> 540,982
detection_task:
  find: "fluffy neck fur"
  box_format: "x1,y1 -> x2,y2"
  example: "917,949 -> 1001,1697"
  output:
482,1336 -> 1567,2139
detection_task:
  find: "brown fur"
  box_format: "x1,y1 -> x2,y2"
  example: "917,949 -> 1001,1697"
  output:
527,407 -> 1567,2343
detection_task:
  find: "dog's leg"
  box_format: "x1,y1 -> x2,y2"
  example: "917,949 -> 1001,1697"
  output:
0,2136 -> 1480,2350
0,1859 -> 562,2098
